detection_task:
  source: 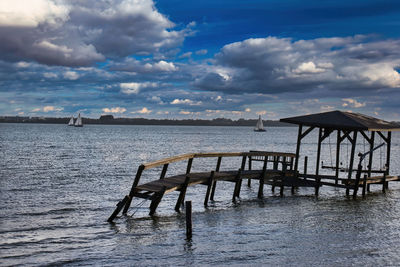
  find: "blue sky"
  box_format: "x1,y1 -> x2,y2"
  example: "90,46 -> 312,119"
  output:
0,0 -> 399,120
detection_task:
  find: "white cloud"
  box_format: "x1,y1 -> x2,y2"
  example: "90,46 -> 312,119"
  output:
132,107 -> 152,114
256,110 -> 266,115
102,107 -> 126,113
293,61 -> 325,74
170,98 -> 202,105
32,108 -> 41,112
15,62 -> 31,68
41,105 -> 63,112
43,72 -> 58,79
179,110 -> 192,115
342,98 -> 366,108
120,82 -> 157,94
245,108 -> 251,112
63,71 -> 79,80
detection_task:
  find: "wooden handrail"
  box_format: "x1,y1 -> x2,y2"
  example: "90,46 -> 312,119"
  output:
142,151 -> 296,170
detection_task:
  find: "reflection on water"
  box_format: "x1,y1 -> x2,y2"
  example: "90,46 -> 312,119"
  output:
0,123 -> 399,266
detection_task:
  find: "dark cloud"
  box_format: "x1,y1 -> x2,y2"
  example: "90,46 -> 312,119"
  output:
0,0 -> 190,67
194,36 -> 400,96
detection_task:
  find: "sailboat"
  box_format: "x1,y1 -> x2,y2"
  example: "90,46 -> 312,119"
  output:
254,115 -> 266,132
68,116 -> 74,126
74,113 -> 83,127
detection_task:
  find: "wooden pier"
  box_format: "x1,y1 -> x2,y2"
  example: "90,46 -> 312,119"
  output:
108,110 -> 400,223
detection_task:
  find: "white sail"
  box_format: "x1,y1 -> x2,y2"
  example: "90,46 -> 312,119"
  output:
254,115 -> 265,131
74,113 -> 83,127
68,116 -> 74,126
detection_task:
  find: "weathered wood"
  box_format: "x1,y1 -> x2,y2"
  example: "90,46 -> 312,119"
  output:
386,131 -> 391,174
346,131 -> 357,196
160,163 -> 169,179
186,201 -> 192,239
315,127 -> 323,196
362,174 -> 367,197
303,156 -> 308,180
382,172 -> 387,193
186,158 -> 193,174
248,156 -> 252,187
149,186 -> 166,216
175,176 -> 191,212
210,157 -> 222,201
123,164 -> 145,214
335,130 -> 341,184
108,195 -> 129,222
368,131 -> 375,178
294,125 -> 303,172
232,169 -> 242,202
353,163 -> 363,199
204,171 -> 215,207
258,158 -> 268,198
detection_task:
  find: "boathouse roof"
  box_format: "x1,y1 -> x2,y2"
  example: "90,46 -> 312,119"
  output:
280,110 -> 400,131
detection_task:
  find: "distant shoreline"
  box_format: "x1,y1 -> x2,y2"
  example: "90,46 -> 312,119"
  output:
0,116 -> 294,127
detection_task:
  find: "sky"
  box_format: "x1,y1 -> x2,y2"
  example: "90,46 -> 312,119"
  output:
0,0 -> 399,120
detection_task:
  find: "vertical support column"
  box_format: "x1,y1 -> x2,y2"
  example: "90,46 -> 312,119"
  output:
294,125 -> 303,172
315,127 -> 323,196
303,156 -> 308,180
382,172 -> 387,193
210,156 -> 222,201
258,157 -> 268,199
204,171 -> 215,206
247,156 -> 252,187
236,156 -> 247,196
123,164 -> 145,214
186,158 -> 193,174
335,130 -> 341,185
232,169 -> 242,202
353,162 -> 363,199
149,186 -> 166,216
362,174 -> 367,197
346,131 -> 358,196
386,131 -> 391,174
175,175 -> 191,212
186,201 -> 192,240
160,163 -> 169,179
368,131 -> 375,178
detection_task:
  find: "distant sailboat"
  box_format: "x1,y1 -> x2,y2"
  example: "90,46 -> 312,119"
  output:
74,113 -> 83,127
68,116 -> 74,126
254,115 -> 266,132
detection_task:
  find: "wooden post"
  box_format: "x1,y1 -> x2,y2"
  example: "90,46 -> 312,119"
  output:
367,131 -> 375,178
362,174 -> 367,197
123,164 -> 145,214
149,186 -> 166,216
204,171 -> 215,207
382,172 -> 387,193
386,131 -> 391,174
107,195 -> 129,222
346,131 -> 357,196
232,169 -> 242,202
294,125 -> 303,172
335,130 -> 341,185
186,158 -> 193,174
236,156 -> 247,196
303,156 -> 308,180
210,156 -> 222,201
247,156 -> 252,187
353,163 -> 363,199
175,175 -> 190,212
160,163 -> 169,179
185,201 -> 192,240
315,127 -> 323,196
280,173 -> 284,197
258,157 -> 267,199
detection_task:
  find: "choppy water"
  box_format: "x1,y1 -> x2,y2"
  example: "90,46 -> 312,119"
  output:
1,123 -> 399,266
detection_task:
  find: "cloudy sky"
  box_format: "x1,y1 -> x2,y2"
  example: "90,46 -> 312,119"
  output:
1,0 -> 399,120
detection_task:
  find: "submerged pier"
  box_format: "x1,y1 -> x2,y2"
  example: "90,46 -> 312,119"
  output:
108,111 -> 400,223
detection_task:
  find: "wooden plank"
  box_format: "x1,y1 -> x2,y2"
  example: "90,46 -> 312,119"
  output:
143,153 -> 194,169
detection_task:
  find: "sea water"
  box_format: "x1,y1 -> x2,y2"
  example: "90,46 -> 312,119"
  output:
1,123 -> 399,266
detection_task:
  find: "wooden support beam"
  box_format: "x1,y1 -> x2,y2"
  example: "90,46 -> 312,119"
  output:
321,128 -> 333,142
346,131 -> 357,196
236,156 -> 247,195
258,158 -> 268,199
232,169 -> 242,202
368,131 -> 375,178
107,195 -> 130,222
339,130 -> 352,143
303,156 -> 308,180
204,171 -> 215,207
362,174 -> 367,197
386,131 -> 391,174
294,125 -> 303,172
123,164 -> 145,214
210,157 -> 222,201
301,126 -> 315,139
149,186 -> 166,216
186,158 -> 193,174
175,176 -> 190,212
160,163 -> 169,179
335,130 -> 341,185
315,127 -> 323,196
382,172 -> 387,193
353,163 -> 363,199
377,131 -> 389,143
247,156 -> 252,187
